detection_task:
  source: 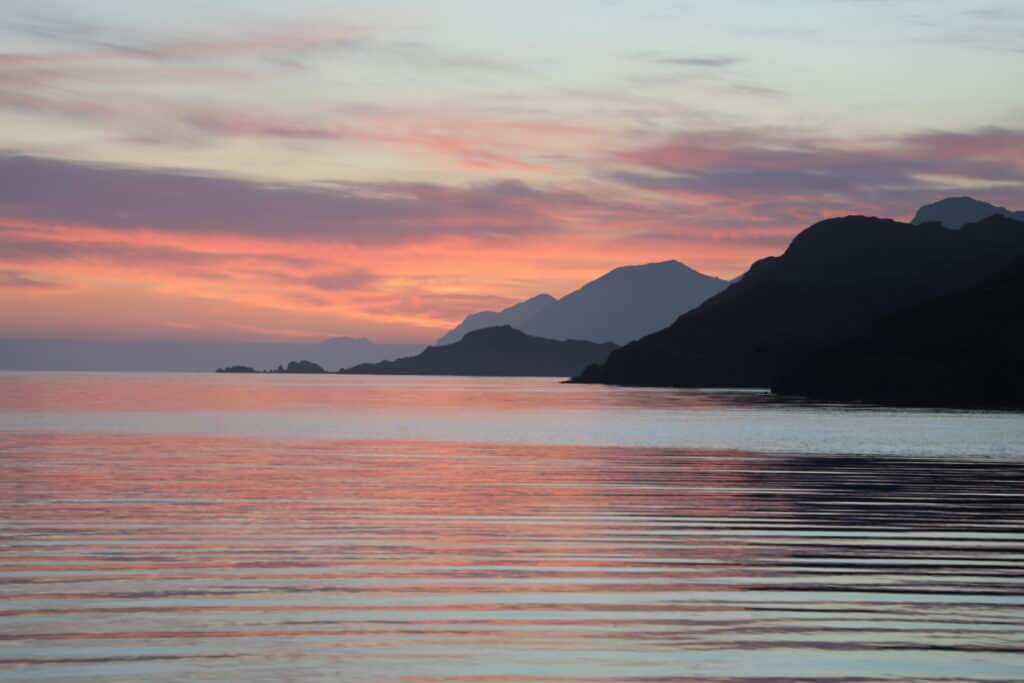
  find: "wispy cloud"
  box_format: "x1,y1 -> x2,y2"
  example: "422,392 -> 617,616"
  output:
0,269 -> 67,290
633,52 -> 741,68
660,56 -> 740,68
611,126 -> 1024,221
0,13 -> 517,84
0,227 -> 315,271
266,269 -> 379,293
0,154 -> 592,244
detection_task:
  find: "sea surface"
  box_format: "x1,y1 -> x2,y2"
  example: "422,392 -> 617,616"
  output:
1,372 -> 1023,682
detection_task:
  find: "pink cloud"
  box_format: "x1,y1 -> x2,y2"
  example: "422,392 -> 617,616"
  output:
612,126 -> 1024,221
0,154 -> 592,244
0,270 -> 68,290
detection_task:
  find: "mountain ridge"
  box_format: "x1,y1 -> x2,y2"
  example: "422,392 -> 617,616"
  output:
437,259 -> 727,346
573,213 -> 1024,396
342,325 -> 617,377
436,294 -> 557,346
912,196 -> 1024,229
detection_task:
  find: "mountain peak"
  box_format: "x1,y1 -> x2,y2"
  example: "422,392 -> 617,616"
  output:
602,259 -> 694,276
435,259 -> 727,347
912,196 -> 1022,229
435,294 -> 557,346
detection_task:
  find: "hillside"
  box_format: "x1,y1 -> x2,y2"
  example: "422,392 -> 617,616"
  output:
343,326 -> 617,377
574,214 -> 1024,393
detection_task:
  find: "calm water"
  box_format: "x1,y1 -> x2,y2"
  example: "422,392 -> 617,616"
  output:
1,373 -> 1023,682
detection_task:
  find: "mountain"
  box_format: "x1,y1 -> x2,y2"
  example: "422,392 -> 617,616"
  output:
912,196 -> 1024,229
772,258 -> 1024,409
438,260 -> 728,346
341,326 -> 617,377
0,336 -> 424,372
573,214 -> 1024,393
436,294 -> 556,346
520,261 -> 729,345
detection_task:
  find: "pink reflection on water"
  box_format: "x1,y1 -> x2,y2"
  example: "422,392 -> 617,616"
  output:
3,407 -> 1023,681
0,372 -> 761,413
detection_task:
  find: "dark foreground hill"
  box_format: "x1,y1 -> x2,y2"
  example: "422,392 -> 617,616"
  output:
773,259 -> 1024,409
573,214 -> 1024,401
438,260 -> 727,346
342,326 -> 617,377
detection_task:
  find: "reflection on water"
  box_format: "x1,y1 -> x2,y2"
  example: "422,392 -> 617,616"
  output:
3,434 -> 1023,682
1,374 -> 1023,682
1,373 -> 1023,455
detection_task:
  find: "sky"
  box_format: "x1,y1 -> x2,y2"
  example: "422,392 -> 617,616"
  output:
1,0 -> 1022,343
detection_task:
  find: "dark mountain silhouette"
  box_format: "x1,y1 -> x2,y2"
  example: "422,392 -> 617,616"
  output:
273,360 -> 325,374
342,326 -> 617,377
436,294 -> 556,346
574,214 -> 1024,395
0,336 -> 423,372
773,258 -> 1024,409
912,196 -> 1024,229
216,365 -> 255,373
438,260 -> 727,346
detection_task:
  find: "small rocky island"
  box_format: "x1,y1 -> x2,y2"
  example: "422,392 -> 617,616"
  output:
340,325 -> 617,377
215,360 -> 326,374
272,360 -> 326,374
216,365 -> 256,373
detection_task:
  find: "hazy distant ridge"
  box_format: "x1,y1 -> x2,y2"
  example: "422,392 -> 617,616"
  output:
437,294 -> 557,346
0,337 -> 424,372
438,260 -> 727,346
912,196 -> 1024,228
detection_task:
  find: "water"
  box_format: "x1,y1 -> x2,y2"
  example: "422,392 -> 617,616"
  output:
1,373 -> 1023,682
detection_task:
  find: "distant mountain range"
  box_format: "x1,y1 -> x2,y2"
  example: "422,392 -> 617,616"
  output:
438,260 -> 728,346
912,196 -> 1024,229
0,336 -> 424,372
341,325 -> 617,377
574,209 -> 1024,408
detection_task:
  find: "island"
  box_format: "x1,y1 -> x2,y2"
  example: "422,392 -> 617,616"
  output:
272,360 -> 326,374
339,325 -> 617,377
216,365 -> 256,373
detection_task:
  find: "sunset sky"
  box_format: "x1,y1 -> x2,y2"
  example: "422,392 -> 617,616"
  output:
1,0 -> 1022,343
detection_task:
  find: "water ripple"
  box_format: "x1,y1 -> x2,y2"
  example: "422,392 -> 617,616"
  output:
2,430 -> 1023,682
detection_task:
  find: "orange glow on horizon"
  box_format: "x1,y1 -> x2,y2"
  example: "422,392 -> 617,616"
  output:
0,207 -> 780,342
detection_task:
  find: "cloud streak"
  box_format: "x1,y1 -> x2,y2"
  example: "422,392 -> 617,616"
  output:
0,154 -> 595,244
632,52 -> 741,68
657,56 -> 740,68
612,126 -> 1024,219
0,270 -> 66,290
